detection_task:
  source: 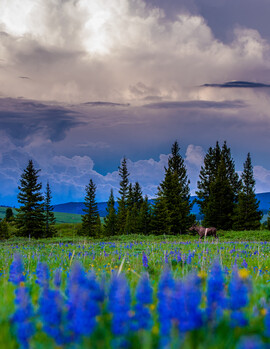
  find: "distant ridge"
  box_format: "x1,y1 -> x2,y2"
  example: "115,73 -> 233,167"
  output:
53,192 -> 270,217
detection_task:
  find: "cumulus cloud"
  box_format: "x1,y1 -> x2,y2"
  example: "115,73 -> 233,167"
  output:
1,0 -> 270,104
254,166 -> 270,193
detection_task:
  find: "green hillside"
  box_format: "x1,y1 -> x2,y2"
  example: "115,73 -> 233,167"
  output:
0,207 -> 82,224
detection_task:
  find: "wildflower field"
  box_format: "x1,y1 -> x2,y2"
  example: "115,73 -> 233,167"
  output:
3,235 -> 270,348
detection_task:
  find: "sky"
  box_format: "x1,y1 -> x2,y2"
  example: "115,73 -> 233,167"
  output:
1,0 -> 270,205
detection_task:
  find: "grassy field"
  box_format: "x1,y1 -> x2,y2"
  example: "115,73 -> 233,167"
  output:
1,232 -> 270,348
0,206 -> 82,224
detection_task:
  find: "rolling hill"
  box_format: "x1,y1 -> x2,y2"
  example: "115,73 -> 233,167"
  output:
53,192 -> 270,217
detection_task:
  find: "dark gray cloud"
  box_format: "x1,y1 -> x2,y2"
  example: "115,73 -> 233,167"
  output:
0,98 -> 82,142
82,101 -> 130,107
202,81 -> 270,89
144,100 -> 246,109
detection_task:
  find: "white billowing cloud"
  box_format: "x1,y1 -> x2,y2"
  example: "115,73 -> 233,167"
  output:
254,166 -> 270,193
185,144 -> 204,167
1,0 -> 270,104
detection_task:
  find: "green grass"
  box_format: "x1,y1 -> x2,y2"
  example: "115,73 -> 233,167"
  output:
0,206 -> 82,224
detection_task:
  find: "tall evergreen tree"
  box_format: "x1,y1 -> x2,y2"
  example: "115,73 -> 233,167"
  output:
81,179 -> 101,237
205,157 -> 235,229
137,196 -> 152,235
104,189 -> 117,236
151,196 -> 170,235
196,141 -> 240,229
125,182 -> 144,234
117,157 -> 130,234
16,160 -> 45,238
233,153 -> 262,230
44,182 -> 56,237
153,141 -> 194,234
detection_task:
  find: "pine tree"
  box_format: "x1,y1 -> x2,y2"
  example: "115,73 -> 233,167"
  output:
137,196 -> 152,235
154,141 -> 194,234
44,182 -> 56,237
233,153 -> 262,230
117,157 -> 130,234
205,157 -> 235,229
104,189 -> 117,236
196,141 -> 240,229
5,208 -> 14,222
81,179 -> 101,237
125,182 -> 144,234
151,196 -> 170,235
16,160 -> 45,238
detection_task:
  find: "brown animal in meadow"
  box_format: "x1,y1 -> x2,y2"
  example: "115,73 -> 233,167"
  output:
189,224 -> 217,240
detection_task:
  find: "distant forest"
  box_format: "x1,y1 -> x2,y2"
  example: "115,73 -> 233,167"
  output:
0,141 -> 267,239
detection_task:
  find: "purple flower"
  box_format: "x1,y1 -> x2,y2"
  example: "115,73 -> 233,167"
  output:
133,274 -> 153,331
66,263 -> 100,339
108,275 -> 131,337
228,267 -> 249,327
157,269 -> 175,348
53,268 -> 62,288
173,274 -> 203,333
36,262 -> 50,287
9,254 -> 25,285
39,288 -> 69,345
206,260 -> 226,322
12,285 -> 35,349
142,252 -> 149,268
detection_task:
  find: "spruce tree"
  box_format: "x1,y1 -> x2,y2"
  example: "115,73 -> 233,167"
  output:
205,157 -> 235,229
196,141 -> 240,229
116,157 -> 130,234
44,182 -> 56,237
16,160 -> 45,238
233,153 -> 262,230
137,196 -> 152,235
104,189 -> 117,236
151,196 -> 170,235
125,182 -> 144,234
81,179 -> 101,237
5,208 -> 14,222
154,141 -> 194,234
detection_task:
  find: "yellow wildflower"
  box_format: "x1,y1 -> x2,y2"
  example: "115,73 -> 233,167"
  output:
261,308 -> 267,316
150,304 -> 155,311
198,270 -> 207,279
238,269 -> 249,279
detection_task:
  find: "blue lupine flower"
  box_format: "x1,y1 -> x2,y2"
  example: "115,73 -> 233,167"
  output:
133,274 -> 153,331
66,263 -> 100,339
12,285 -> 35,349
206,260 -> 226,322
108,275 -> 131,338
242,259 -> 248,268
36,262 -> 50,287
174,274 -> 203,333
142,252 -> 149,268
53,268 -> 62,288
228,267 -> 249,327
157,269 -> 175,348
9,254 -> 25,285
39,287 -> 69,345
177,252 -> 182,263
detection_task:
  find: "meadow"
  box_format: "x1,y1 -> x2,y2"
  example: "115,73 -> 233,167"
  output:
1,233 -> 270,348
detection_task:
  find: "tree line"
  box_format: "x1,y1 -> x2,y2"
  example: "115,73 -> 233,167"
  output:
2,140 -> 264,238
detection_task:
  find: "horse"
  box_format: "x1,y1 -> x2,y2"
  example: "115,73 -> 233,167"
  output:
189,224 -> 217,240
